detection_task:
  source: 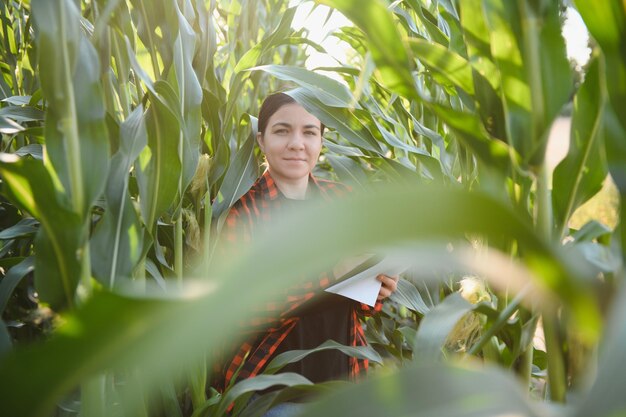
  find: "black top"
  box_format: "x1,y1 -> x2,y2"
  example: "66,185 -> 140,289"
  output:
271,292 -> 353,383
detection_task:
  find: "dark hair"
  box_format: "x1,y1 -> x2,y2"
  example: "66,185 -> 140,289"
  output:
257,92 -> 325,136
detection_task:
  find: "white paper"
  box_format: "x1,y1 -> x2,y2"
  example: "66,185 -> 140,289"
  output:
325,257 -> 406,307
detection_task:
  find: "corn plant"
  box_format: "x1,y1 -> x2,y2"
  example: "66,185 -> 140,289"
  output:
0,0 -> 625,416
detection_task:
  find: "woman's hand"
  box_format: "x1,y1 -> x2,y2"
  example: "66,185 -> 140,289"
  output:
376,274 -> 399,301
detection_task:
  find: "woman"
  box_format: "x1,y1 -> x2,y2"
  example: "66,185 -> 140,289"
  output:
218,92 -> 398,414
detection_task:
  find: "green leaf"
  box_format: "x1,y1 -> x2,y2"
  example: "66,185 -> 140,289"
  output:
0,320 -> 11,359
574,283 -> 626,417
459,0 -> 508,140
325,154 -> 368,188
482,0 -> 572,166
317,0 -> 417,99
412,293 -> 475,361
265,339 -> 382,374
215,374 -> 312,417
33,0 -> 110,217
323,140 -> 365,157
553,58 -> 608,235
90,107 -> 146,287
572,221 -> 613,244
211,133 -> 258,220
0,155 -> 82,310
296,362 -> 546,417
0,183 -> 602,415
430,104 -> 512,171
574,0 -> 626,133
404,0 -> 451,46
135,85 -> 182,227
0,257 -> 34,314
248,65 -> 355,107
233,7 -> 298,73
599,103 -> 626,260
568,242 -> 620,274
389,278 -> 430,315
173,2 -> 203,196
0,106 -> 44,122
14,144 -> 43,160
408,38 -> 475,95
0,218 -> 39,240
0,115 -> 24,134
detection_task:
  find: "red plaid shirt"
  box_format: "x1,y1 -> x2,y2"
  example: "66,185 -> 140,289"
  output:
215,170 -> 381,391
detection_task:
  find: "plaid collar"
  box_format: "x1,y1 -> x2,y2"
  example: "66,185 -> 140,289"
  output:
258,170 -> 332,202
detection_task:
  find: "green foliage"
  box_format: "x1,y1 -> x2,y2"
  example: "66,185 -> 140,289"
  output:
0,0 -> 624,416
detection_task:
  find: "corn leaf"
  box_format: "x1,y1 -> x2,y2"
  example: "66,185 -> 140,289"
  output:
482,0 -> 572,166
90,106 -> 147,287
296,362 -> 547,417
211,132 -> 258,220
135,83 -> 182,227
32,0 -> 110,218
173,2 -> 203,196
0,257 -> 34,314
0,155 -> 82,309
412,292 -> 476,361
317,0 -> 417,99
0,183 -> 604,415
552,59 -> 607,235
408,38 -> 475,96
247,65 -> 355,107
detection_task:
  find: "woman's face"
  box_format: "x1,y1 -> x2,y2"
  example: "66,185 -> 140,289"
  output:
257,103 -> 323,184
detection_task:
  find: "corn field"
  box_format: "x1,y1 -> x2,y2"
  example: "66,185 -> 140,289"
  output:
0,0 -> 625,416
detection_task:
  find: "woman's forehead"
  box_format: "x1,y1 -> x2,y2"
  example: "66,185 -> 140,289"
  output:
269,103 -> 321,125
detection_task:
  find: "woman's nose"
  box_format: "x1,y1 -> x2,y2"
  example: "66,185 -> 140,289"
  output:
287,133 -> 305,149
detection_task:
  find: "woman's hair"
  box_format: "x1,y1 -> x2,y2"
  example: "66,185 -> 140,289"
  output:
258,92 -> 325,136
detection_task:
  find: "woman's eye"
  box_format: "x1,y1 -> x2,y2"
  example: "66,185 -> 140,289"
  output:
304,131 -> 317,136
274,129 -> 287,134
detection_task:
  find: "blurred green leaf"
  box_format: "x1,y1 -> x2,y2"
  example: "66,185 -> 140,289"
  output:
215,373 -> 312,417
459,0 -> 507,140
572,220 -> 613,244
248,65 -> 355,107
296,362 -> 547,417
0,183 -> 600,415
233,7 -> 297,73
0,257 -> 34,314
574,283 -> 626,417
482,0 -> 571,166
0,116 -> 24,134
574,0 -> 626,135
0,155 -> 82,309
408,38 -> 474,95
0,105 -> 44,122
317,0 -> 417,99
0,320 -> 11,358
325,154 -> 368,188
429,104 -> 512,171
0,218 -> 38,240
389,278 -> 430,315
14,144 -> 43,160
413,293 -> 475,361
553,59 -> 607,235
